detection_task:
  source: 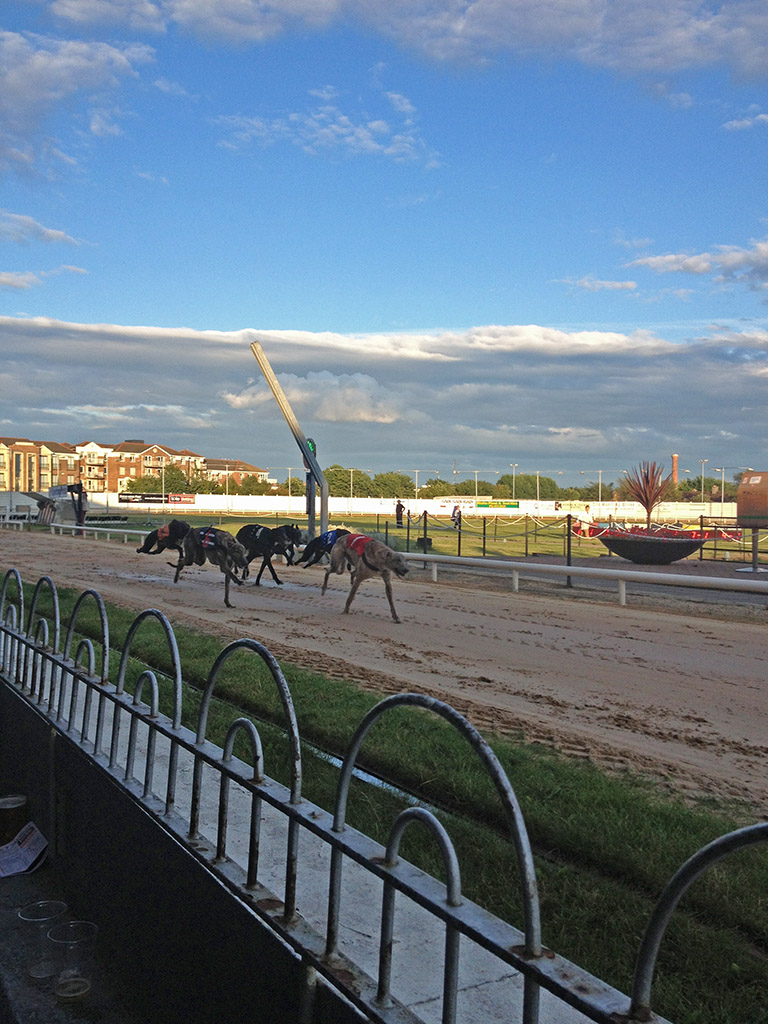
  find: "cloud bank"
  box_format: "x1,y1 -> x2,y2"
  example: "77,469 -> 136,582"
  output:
2,316 -> 766,479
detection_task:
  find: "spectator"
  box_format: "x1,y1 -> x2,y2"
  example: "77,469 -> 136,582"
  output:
395,499 -> 404,528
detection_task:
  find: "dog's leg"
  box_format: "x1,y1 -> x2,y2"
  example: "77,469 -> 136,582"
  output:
342,571 -> 365,614
256,555 -> 282,585
321,564 -> 333,594
381,571 -> 401,623
300,541 -> 321,567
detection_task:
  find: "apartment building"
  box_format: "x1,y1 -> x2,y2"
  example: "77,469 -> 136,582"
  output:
0,437 -> 266,494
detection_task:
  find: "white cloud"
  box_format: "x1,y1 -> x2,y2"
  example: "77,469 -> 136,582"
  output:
723,112 -> 768,130
629,238 -> 768,293
0,264 -> 86,292
0,211 -> 81,245
0,30 -> 154,174
88,106 -> 126,137
0,271 -> 40,290
222,370 -> 424,424
49,0 -> 165,32
19,0 -> 768,79
153,77 -> 196,98
566,276 -> 638,292
3,317 -> 768,474
215,89 -> 439,165
166,0 -> 340,42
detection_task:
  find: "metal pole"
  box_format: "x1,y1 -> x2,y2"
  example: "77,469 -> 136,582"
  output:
250,336 -> 328,535
566,514 -> 572,587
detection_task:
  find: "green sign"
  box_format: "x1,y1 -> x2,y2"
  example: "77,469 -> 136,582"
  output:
477,501 -> 520,508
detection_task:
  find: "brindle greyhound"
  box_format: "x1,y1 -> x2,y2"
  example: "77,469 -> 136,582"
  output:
321,533 -> 409,623
170,526 -> 248,607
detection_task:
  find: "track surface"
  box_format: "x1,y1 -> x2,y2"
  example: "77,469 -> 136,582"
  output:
4,530 -> 768,812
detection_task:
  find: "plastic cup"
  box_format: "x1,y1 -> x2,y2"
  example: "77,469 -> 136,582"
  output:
17,900 -> 68,979
47,919 -> 98,1000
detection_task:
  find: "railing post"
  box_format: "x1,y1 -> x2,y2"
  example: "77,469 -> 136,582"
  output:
699,514 -> 705,560
566,515 -> 572,588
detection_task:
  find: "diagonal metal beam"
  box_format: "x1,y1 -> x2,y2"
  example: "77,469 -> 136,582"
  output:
249,335 -> 328,536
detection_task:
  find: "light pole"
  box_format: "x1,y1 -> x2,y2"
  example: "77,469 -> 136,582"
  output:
580,469 -> 604,502
403,470 -> 438,501
456,469 -> 499,500
535,470 -> 564,510
699,458 -> 708,502
509,464 -> 518,501
267,468 -> 294,508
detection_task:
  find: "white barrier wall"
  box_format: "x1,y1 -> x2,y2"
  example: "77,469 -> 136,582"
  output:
81,492 -> 738,522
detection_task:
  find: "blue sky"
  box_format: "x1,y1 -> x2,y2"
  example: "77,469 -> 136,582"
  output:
2,1 -> 768,489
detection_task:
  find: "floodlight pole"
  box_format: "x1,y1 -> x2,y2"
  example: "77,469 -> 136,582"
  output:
249,336 -> 328,537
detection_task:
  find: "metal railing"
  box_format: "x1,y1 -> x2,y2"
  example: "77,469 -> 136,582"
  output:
1,569 -> 765,1023
400,551 -> 768,606
5,521 -> 768,610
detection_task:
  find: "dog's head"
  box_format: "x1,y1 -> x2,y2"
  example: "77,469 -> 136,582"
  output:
387,550 -> 409,577
229,539 -> 249,573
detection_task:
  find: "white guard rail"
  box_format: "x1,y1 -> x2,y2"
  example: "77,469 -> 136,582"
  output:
3,520 -> 768,608
401,552 -> 768,607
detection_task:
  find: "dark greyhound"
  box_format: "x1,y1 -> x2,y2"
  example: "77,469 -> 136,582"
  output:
171,526 -> 248,607
295,528 -> 351,568
137,519 -> 190,556
235,523 -> 302,585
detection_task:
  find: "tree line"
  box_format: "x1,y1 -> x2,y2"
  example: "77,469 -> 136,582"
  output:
124,463 -> 743,502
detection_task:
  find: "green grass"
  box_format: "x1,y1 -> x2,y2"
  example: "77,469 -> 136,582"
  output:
10,576 -> 768,1024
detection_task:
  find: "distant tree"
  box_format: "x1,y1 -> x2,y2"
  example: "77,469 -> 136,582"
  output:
239,475 -> 274,495
619,461 -> 674,527
416,477 -> 445,498
187,471 -> 218,494
322,464 -> 374,498
272,475 -> 306,497
125,463 -> 188,493
371,472 -> 415,499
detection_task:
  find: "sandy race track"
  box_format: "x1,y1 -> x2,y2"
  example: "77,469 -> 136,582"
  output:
3,529 -> 768,813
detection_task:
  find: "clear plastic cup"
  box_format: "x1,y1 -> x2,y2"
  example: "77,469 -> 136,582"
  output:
47,919 -> 98,1000
17,900 -> 68,979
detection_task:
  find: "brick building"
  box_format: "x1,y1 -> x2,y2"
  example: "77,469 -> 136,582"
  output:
0,437 -> 267,495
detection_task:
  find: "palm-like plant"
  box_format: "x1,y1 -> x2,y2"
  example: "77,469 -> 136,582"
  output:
619,461 -> 674,529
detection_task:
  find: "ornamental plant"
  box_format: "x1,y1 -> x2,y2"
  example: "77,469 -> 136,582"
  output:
619,460 -> 675,528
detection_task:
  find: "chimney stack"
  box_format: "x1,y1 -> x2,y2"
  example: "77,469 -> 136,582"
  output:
671,453 -> 679,485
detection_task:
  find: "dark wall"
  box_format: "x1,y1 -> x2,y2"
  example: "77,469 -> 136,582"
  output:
0,684 -> 365,1024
